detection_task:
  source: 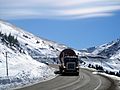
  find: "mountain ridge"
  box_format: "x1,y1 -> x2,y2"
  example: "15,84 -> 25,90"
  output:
0,20 -> 67,59
0,19 -> 67,89
82,39 -> 120,59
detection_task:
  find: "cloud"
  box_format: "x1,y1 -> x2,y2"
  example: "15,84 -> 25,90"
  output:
0,0 -> 120,20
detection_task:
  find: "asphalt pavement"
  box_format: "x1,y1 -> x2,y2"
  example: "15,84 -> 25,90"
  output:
15,65 -> 115,90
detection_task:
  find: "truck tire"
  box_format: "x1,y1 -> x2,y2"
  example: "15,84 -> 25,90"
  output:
59,66 -> 62,74
76,72 -> 79,76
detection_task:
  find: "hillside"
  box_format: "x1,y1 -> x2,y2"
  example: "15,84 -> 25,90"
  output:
0,20 -> 68,89
80,39 -> 120,75
88,39 -> 120,59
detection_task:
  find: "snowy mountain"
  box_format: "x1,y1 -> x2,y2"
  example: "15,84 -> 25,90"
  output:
79,39 -> 120,75
0,20 -> 67,61
80,39 -> 120,59
89,39 -> 120,59
0,20 -> 68,89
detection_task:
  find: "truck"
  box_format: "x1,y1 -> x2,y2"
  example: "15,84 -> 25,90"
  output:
59,48 -> 79,75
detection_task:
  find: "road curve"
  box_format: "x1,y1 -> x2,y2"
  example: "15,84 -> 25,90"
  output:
15,66 -> 114,90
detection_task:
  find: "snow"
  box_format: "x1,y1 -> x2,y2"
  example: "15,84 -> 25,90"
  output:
0,20 -> 65,89
80,56 -> 120,74
92,42 -> 115,55
92,71 -> 120,80
0,59 -> 56,90
91,38 -> 120,60
110,50 -> 120,59
81,38 -> 120,74
82,66 -> 120,81
0,20 -> 67,59
0,43 -> 56,90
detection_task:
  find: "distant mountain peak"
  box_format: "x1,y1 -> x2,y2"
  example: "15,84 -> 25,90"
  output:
86,38 -> 120,59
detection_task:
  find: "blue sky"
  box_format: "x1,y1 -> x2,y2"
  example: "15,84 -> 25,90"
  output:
0,0 -> 120,49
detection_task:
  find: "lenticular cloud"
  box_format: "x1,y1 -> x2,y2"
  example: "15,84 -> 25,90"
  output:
0,0 -> 120,19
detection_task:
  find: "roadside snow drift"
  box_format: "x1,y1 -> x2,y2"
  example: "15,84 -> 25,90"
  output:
0,44 -> 55,90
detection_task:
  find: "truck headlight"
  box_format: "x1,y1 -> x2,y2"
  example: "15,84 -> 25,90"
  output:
63,66 -> 66,69
76,67 -> 79,68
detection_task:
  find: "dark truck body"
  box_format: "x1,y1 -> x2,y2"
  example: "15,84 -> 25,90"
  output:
59,48 -> 79,75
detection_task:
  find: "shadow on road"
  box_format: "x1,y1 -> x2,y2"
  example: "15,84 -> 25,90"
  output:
54,70 -> 79,76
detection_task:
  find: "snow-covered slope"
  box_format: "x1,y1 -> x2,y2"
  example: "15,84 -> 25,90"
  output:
80,39 -> 120,75
0,20 -> 68,89
86,39 -> 120,59
0,20 -> 67,59
0,20 -> 68,65
0,46 -> 55,89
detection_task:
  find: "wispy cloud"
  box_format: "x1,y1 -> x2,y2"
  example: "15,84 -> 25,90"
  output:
0,0 -> 120,20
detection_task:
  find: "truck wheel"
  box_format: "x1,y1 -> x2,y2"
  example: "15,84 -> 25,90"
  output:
59,67 -> 62,74
60,69 -> 62,74
76,72 -> 79,76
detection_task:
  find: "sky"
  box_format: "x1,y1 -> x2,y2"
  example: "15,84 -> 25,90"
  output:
0,0 -> 120,49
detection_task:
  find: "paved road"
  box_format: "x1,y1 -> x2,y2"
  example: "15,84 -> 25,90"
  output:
16,65 -> 114,90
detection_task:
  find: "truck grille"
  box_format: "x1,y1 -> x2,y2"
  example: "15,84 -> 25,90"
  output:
67,62 -> 75,70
